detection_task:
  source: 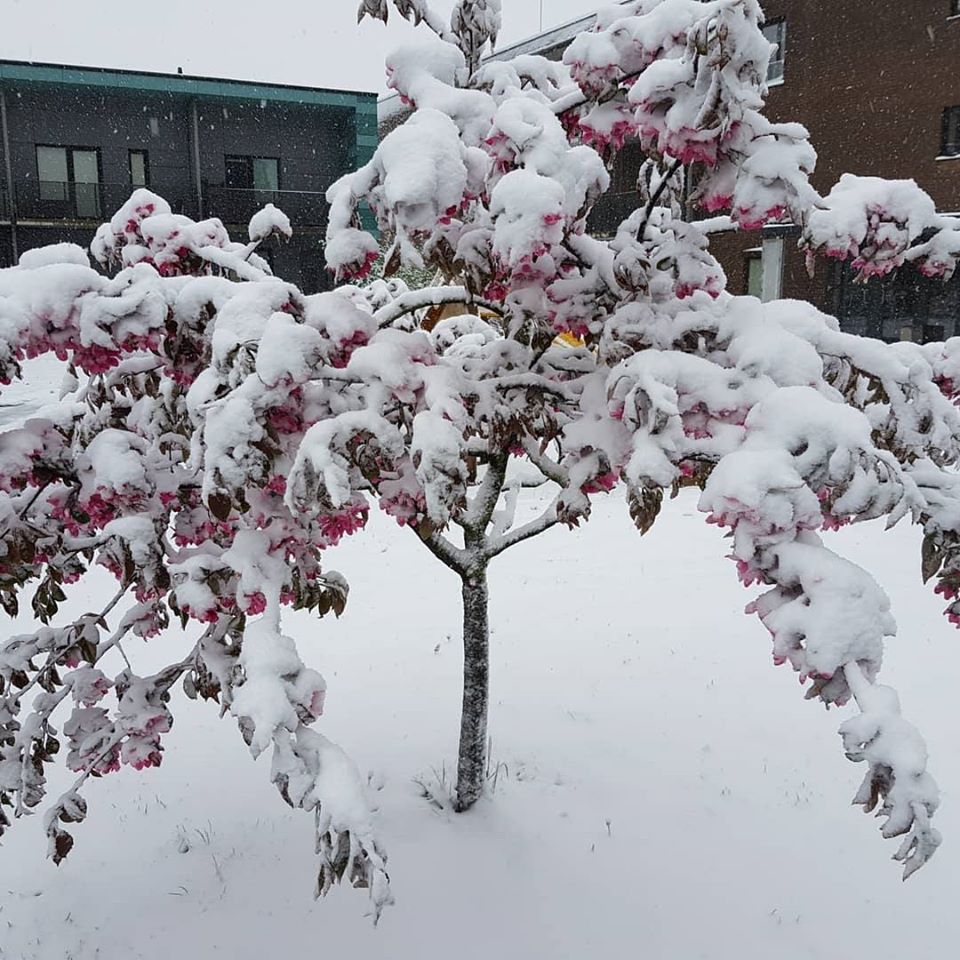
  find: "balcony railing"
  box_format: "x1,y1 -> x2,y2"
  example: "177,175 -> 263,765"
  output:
14,180 -> 198,222
8,180 -> 328,231
203,185 -> 328,228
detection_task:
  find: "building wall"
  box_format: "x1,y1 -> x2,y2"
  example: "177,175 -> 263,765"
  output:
712,0 -> 960,339
4,86 -> 194,215
760,0 -> 960,207
0,65 -> 377,293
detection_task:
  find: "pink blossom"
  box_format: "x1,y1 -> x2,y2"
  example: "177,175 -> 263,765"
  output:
265,475 -> 287,495
329,330 -> 369,369
581,471 -> 618,495
308,688 -> 326,717
935,580 -> 959,601
380,490 -> 425,527
318,502 -> 369,545
243,591 -> 268,616
332,248 -> 380,283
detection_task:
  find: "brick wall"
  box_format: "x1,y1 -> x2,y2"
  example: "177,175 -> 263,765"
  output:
714,0 -> 960,335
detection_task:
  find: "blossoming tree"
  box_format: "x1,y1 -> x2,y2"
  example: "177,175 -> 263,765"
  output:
2,0 -> 960,920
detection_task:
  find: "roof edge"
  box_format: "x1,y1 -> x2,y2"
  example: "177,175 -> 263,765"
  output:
0,58 -> 378,104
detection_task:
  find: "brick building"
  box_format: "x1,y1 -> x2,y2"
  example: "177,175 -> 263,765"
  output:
381,1 -> 960,341
0,61 -> 378,291
707,0 -> 960,342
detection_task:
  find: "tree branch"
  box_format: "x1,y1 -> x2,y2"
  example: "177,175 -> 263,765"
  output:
374,287 -> 503,330
636,158 -> 684,243
521,438 -> 569,487
462,453 -> 509,537
484,498 -> 561,559
411,526 -> 468,574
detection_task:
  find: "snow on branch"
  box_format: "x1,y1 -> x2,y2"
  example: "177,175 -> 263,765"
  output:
360,0 -> 501,73
803,175 -> 960,281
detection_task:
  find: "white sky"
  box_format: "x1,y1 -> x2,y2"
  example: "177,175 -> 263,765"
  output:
0,0 -> 602,93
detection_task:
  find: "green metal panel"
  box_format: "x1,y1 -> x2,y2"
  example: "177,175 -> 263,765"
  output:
0,61 -> 377,112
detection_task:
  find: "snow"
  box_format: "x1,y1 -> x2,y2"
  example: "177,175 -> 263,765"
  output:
0,354 -> 64,427
2,478 -> 960,958
17,244 -> 91,270
247,204 -> 293,244
3,0 -> 960,950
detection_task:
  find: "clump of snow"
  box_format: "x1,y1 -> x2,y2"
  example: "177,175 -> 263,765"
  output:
18,243 -> 90,269
248,204 -> 293,244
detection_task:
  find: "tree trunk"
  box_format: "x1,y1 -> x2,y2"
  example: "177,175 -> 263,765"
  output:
453,566 -> 489,812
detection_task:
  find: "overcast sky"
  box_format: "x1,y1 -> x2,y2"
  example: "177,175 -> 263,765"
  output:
1,0 -> 601,93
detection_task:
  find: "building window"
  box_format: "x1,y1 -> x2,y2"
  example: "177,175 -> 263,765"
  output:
952,0 -> 960,17
36,146 -> 68,201
762,19 -> 787,84
761,236 -> 785,300
224,155 -> 280,193
36,145 -> 101,217
129,150 -> 149,188
745,239 -> 785,301
746,252 -> 763,298
942,106 -> 960,157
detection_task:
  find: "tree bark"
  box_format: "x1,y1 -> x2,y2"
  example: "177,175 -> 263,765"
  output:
453,566 -> 489,812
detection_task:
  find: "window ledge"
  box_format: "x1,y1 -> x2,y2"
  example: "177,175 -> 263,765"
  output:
766,77 -> 785,88
935,154 -> 960,161
947,14 -> 960,20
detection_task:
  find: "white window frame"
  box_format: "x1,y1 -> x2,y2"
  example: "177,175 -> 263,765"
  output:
762,20 -> 787,86
761,236 -> 785,302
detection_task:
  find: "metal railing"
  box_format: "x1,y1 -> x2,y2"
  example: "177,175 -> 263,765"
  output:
203,185 -> 328,228
9,180 -> 329,230
14,180 -> 197,222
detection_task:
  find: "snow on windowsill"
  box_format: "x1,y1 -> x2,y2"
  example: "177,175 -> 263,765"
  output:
767,77 -> 784,88
934,154 -> 960,162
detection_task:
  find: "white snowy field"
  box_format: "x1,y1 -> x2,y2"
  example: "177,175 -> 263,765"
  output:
0,355 -> 63,429
2,455 -> 959,957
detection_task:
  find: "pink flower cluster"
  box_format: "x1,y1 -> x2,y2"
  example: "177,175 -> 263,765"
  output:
335,248 -> 380,283
380,489 -> 426,527
581,471 -> 618,495
317,501 -> 369,546
329,330 -> 369,369
579,115 -> 637,155
734,204 -> 787,233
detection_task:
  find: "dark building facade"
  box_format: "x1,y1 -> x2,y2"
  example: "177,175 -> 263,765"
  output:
383,1 -> 960,342
0,61 -> 378,292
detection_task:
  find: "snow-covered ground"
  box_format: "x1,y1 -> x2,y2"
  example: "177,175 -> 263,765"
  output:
1,475 -> 958,959
0,355 -> 64,428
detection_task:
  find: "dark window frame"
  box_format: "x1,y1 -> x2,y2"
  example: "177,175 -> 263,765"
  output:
129,149 -> 150,188
942,106 -> 960,157
951,0 -> 960,18
35,144 -> 102,217
224,154 -> 281,191
36,144 -> 102,186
